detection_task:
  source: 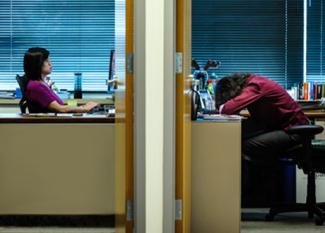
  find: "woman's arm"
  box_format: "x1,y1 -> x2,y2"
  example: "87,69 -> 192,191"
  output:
221,83 -> 262,115
48,101 -> 98,113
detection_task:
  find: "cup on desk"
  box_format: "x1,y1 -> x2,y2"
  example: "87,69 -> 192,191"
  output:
15,88 -> 22,99
67,100 -> 78,107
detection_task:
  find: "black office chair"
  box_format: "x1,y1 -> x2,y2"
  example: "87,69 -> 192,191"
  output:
15,74 -> 29,114
260,124 -> 325,225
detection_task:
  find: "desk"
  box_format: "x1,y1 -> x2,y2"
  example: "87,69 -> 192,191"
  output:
192,119 -> 241,233
0,113 -> 114,124
240,109 -> 325,120
302,110 -> 325,119
0,114 -> 115,215
0,94 -> 114,114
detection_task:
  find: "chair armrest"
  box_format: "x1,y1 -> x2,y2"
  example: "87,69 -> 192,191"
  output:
287,125 -> 324,137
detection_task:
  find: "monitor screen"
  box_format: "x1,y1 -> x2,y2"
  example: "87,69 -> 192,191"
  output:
108,49 -> 115,93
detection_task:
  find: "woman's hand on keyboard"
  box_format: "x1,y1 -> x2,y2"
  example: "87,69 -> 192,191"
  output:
83,102 -> 99,112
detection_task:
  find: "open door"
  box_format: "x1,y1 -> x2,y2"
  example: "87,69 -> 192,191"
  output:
115,0 -> 134,232
176,0 -> 192,232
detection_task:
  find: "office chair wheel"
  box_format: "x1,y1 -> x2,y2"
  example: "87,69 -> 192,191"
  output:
315,216 -> 324,226
265,213 -> 275,221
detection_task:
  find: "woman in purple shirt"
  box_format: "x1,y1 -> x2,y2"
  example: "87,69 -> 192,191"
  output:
24,47 -> 98,113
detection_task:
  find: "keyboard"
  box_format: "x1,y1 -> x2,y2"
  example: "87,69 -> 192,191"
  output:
88,104 -> 115,116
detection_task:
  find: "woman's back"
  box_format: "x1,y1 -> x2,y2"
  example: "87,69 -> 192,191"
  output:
26,80 -> 64,113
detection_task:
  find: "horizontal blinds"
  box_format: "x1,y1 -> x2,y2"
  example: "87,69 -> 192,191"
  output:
306,0 -> 325,83
286,0 -> 303,88
0,0 -> 115,91
192,0 -> 303,88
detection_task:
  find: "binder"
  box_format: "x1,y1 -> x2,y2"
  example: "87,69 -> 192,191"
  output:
317,84 -> 322,99
310,82 -> 314,100
304,82 -> 309,100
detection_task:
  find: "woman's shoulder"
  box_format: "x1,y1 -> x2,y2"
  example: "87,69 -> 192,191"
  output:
248,74 -> 268,82
27,80 -> 48,91
248,75 -> 277,87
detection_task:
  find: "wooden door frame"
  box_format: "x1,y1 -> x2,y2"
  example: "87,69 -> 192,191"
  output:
115,0 -> 134,232
125,0 -> 134,232
176,0 -> 192,232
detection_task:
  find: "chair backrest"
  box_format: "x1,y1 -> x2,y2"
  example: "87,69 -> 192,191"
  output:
287,124 -> 324,172
16,74 -> 29,114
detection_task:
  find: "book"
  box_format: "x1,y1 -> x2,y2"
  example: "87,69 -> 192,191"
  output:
299,82 -> 304,100
310,82 -> 314,100
304,82 -> 309,100
317,84 -> 322,99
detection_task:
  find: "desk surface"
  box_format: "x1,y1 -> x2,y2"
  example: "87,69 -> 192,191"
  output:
0,113 -> 114,124
197,114 -> 243,122
0,98 -> 114,106
240,109 -> 325,119
0,93 -> 114,106
301,110 -> 325,119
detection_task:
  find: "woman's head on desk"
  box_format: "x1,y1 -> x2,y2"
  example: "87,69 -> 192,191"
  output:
24,47 -> 52,81
215,72 -> 251,108
23,47 -> 98,114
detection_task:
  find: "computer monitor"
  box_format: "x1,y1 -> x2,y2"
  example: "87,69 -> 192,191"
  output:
107,49 -> 115,93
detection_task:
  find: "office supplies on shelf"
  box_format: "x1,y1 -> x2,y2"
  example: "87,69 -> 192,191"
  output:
0,91 -> 15,99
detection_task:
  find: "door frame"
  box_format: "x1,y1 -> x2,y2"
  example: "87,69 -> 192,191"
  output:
175,0 -> 192,232
114,0 -> 134,232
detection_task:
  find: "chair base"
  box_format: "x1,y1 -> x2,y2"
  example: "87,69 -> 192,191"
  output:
267,203 -> 325,225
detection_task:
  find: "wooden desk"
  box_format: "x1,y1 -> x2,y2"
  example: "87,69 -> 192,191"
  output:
302,110 -> 325,119
0,93 -> 114,106
0,96 -> 114,114
0,114 -> 115,215
240,109 -> 325,120
0,113 -> 114,124
192,120 -> 241,233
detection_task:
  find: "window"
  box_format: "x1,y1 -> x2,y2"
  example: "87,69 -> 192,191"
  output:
192,0 -> 303,88
306,0 -> 325,83
0,0 -> 115,91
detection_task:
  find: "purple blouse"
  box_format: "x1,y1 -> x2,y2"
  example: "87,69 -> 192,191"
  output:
26,80 -> 64,113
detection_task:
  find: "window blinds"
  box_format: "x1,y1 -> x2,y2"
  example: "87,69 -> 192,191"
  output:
0,0 -> 115,91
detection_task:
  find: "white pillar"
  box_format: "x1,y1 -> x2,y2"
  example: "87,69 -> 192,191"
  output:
134,0 -> 175,232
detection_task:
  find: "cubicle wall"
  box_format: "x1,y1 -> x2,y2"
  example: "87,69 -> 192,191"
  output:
0,123 -> 115,214
192,121 -> 241,233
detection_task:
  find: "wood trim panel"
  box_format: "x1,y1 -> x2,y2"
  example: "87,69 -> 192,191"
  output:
176,0 -> 192,232
115,0 -> 134,232
125,0 -> 134,231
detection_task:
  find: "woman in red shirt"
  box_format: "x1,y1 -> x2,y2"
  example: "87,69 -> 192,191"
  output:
215,73 -> 310,160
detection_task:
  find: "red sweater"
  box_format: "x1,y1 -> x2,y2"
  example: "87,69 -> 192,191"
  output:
221,75 -> 309,131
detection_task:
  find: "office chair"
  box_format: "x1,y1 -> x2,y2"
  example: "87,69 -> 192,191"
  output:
15,74 -> 29,114
256,124 -> 325,225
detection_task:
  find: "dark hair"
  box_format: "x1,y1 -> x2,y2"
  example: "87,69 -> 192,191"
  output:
215,72 -> 251,108
23,47 -> 50,81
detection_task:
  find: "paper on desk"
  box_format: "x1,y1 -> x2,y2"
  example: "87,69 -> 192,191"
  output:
24,113 -> 57,117
202,114 -> 243,121
24,113 -> 74,117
